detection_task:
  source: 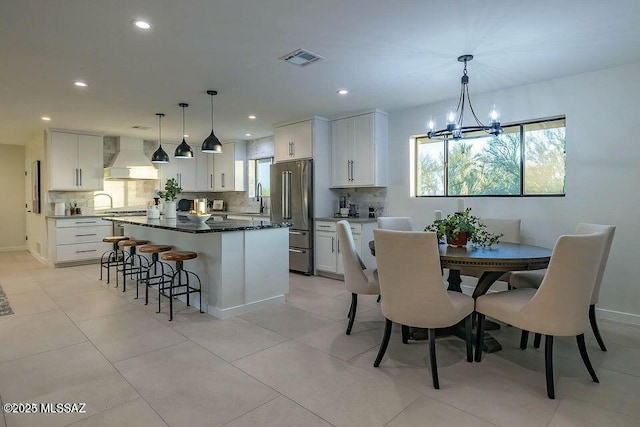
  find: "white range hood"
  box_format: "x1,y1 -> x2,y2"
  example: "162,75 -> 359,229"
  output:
103,137 -> 159,180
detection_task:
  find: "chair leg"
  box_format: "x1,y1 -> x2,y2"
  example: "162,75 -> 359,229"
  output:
475,313 -> 485,362
534,333 -> 542,348
577,334 -> 599,383
589,305 -> 607,351
401,325 -> 410,344
465,314 -> 473,362
429,328 -> 439,389
374,319 -> 393,367
346,293 -> 357,335
545,335 -> 555,399
520,330 -> 529,349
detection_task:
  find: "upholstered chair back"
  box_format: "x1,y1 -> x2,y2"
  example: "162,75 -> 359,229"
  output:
373,230 -> 465,328
377,217 -> 412,231
336,221 -> 379,295
519,232 -> 606,336
575,223 -> 615,305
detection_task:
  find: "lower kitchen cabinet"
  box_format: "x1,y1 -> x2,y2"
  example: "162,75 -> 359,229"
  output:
314,220 -> 376,278
48,218 -> 112,266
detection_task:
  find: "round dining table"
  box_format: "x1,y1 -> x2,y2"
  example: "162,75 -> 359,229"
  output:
368,240 -> 552,352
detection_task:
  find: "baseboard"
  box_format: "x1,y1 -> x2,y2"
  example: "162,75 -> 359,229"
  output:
596,307 -> 640,326
28,249 -> 47,265
207,295 -> 286,320
0,246 -> 27,252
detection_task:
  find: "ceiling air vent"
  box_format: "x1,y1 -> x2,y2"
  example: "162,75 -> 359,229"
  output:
131,125 -> 151,130
279,48 -> 324,67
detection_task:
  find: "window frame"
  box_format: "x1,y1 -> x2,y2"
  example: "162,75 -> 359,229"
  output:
413,116 -> 566,198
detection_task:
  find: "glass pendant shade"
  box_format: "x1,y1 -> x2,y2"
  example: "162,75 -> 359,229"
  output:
151,113 -> 169,164
202,90 -> 223,154
175,103 -> 193,158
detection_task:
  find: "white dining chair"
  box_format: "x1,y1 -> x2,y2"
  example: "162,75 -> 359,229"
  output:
376,216 -> 412,231
510,223 -> 616,351
475,232 -> 607,399
373,229 -> 474,389
336,220 -> 380,335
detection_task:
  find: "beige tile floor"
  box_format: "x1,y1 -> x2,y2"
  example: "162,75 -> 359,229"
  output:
1,250 -> 640,426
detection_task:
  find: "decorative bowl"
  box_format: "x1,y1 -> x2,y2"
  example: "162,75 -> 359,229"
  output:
186,213 -> 211,223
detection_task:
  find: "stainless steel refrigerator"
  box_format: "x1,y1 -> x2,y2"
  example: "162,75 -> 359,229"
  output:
271,159 -> 313,274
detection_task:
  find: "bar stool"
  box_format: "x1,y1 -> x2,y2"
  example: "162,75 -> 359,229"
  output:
100,236 -> 130,284
159,251 -> 204,321
117,239 -> 150,292
139,244 -> 173,302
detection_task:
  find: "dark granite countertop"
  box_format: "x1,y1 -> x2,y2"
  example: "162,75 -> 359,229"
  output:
103,216 -> 290,234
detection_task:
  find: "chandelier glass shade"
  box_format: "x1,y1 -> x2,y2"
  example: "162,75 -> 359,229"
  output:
202,90 -> 223,153
427,55 -> 503,141
151,113 -> 169,164
175,103 -> 194,158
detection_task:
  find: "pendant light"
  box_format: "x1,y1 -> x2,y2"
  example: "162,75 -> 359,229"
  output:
151,113 -> 169,164
201,90 -> 223,153
175,103 -> 194,158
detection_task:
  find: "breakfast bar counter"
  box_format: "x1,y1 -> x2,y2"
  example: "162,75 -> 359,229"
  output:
104,216 -> 291,319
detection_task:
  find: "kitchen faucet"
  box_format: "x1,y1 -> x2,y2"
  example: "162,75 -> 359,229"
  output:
94,192 -> 113,209
256,182 -> 264,214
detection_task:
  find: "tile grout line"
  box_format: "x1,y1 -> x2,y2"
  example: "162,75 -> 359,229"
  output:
42,268 -> 173,427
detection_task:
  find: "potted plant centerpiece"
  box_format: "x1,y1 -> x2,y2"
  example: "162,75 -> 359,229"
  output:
158,178 -> 182,219
425,208 -> 503,247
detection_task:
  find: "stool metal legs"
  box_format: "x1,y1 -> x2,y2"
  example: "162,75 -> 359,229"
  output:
117,247 -> 149,292
143,254 -> 174,303
158,260 -> 204,321
100,242 -> 124,284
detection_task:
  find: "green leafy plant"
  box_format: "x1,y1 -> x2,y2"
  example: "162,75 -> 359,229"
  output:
158,178 -> 182,201
424,208 -> 503,247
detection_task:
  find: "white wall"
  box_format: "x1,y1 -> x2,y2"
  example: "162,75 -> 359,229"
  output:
0,145 -> 26,250
387,62 -> 640,322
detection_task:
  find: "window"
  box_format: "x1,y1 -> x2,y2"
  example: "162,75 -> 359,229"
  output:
248,157 -> 273,198
414,117 -> 565,197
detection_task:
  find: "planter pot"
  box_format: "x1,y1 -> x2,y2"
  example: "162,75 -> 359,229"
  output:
447,232 -> 468,247
164,201 -> 177,219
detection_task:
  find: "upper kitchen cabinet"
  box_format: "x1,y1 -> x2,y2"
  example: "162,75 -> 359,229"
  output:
159,143 -> 197,192
213,140 -> 247,192
196,150 -> 215,192
331,110 -> 388,187
274,117 -> 328,163
47,130 -> 103,191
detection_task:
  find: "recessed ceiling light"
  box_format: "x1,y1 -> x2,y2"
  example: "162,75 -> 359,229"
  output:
74,81 -> 88,87
248,115 -> 256,120
245,133 -> 252,137
133,20 -> 151,30
337,89 -> 349,95
41,116 -> 51,121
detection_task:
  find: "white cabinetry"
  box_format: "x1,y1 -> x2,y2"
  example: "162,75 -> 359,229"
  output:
274,118 -> 326,163
196,150 -> 215,191
160,143 -> 197,191
314,220 -> 376,277
213,141 -> 247,192
331,111 -> 388,187
48,218 -> 112,266
47,130 -> 103,191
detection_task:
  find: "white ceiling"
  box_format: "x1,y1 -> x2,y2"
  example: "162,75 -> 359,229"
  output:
2,0 -> 640,145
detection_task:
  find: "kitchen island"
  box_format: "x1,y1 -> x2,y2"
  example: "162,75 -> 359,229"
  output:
104,216 -> 290,319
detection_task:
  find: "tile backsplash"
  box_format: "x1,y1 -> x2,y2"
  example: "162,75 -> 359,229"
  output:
331,187 -> 387,217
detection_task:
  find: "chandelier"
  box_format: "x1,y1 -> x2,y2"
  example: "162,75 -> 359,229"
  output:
427,55 -> 502,140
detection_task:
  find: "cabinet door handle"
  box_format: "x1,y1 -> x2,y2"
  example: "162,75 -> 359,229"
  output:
289,231 -> 306,235
318,225 -> 331,229
75,221 -> 97,224
291,141 -> 295,156
75,249 -> 97,253
75,168 -> 78,186
210,174 -> 213,189
222,173 -> 225,188
350,160 -> 354,181
79,168 -> 82,186
75,233 -> 97,237
289,248 -> 307,254
331,237 -> 335,253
